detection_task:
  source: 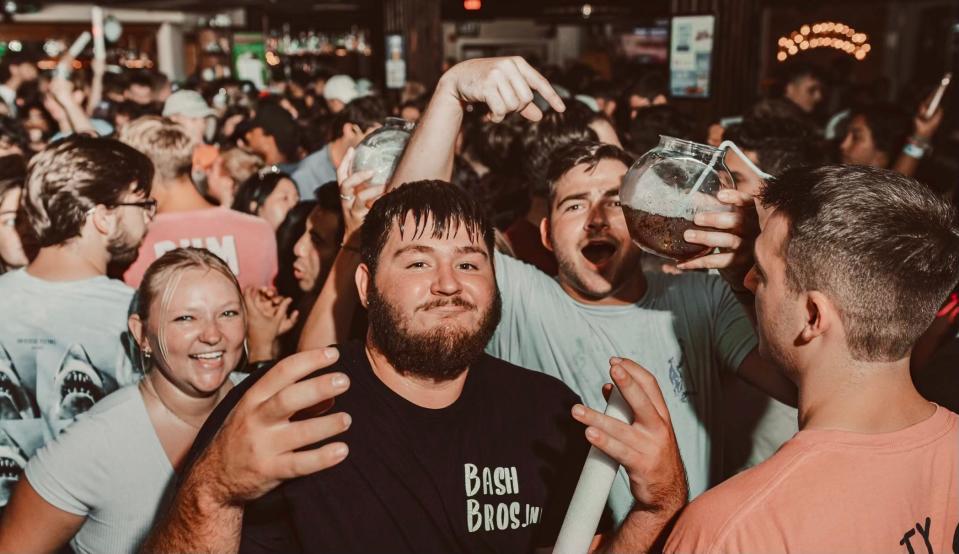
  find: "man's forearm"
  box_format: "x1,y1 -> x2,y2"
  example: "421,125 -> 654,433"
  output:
298,247 -> 361,351
598,507 -> 683,554
142,479 -> 243,554
389,76 -> 464,190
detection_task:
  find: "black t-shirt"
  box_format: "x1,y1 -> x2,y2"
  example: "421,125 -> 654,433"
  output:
183,341 -> 592,553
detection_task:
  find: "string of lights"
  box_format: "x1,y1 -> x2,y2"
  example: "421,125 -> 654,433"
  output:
777,21 -> 871,62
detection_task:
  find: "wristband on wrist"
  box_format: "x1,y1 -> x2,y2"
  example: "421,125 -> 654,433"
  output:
903,142 -> 927,159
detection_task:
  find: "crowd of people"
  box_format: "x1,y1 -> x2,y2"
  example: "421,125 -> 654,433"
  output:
0,42 -> 955,554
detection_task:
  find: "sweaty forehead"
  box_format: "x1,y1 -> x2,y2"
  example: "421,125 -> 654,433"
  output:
386,211 -> 488,252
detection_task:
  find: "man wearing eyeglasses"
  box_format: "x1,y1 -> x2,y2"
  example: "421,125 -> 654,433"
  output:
0,135 -> 155,508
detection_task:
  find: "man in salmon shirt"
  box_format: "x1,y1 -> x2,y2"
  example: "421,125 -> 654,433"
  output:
118,116 -> 278,289
664,164 -> 959,553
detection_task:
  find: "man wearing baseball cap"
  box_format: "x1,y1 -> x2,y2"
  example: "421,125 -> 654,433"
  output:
163,89 -> 215,144
323,74 -> 359,114
163,89 -> 220,196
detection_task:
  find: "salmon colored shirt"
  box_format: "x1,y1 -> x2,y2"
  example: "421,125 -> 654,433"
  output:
666,405 -> 958,554
124,208 -> 278,289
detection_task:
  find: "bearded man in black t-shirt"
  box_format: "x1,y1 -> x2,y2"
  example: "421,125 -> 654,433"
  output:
144,181 -> 687,554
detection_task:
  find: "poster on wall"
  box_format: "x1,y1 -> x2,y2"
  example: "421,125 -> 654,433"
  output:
386,34 -> 406,90
669,15 -> 715,98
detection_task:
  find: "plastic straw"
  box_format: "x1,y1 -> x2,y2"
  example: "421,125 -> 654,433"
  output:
688,140 -> 773,196
553,388 -> 633,554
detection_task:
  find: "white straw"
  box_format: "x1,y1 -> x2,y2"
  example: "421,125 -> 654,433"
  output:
688,140 -> 773,196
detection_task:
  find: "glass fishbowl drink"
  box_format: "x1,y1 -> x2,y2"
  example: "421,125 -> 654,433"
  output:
351,117 -> 415,186
620,136 -> 734,262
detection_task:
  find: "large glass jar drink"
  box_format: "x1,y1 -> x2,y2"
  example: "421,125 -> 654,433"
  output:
620,136 -> 733,262
350,117 -> 415,186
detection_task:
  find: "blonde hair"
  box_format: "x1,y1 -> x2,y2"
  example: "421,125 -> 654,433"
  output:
119,116 -> 195,184
137,247 -> 243,326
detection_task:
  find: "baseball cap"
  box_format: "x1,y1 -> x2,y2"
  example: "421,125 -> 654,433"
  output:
163,90 -> 215,119
324,74 -> 359,105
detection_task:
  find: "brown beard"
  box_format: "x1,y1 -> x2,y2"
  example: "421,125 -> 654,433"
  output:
366,283 -> 502,382
107,227 -> 141,267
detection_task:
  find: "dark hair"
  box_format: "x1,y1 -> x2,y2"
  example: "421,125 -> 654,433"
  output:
780,61 -> 826,87
0,154 -> 25,194
746,98 -> 809,122
628,105 -> 694,155
314,181 -> 346,246
0,154 -> 27,273
628,71 -> 668,102
761,165 -> 959,361
463,114 -> 526,173
399,96 -> 428,117
545,140 -> 634,200
849,103 -> 912,157
20,135 -> 154,247
126,71 -> 155,90
275,200 -> 318,300
723,116 -> 824,177
0,116 -> 30,158
330,96 -> 387,141
360,181 -> 494,276
585,79 -> 619,102
0,50 -> 39,83
232,169 -> 294,215
522,100 -> 598,196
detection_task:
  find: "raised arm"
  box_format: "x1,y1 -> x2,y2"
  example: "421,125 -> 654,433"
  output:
298,148 -> 381,351
390,56 -> 565,191
86,57 -> 105,116
891,100 -> 943,178
142,349 -> 352,553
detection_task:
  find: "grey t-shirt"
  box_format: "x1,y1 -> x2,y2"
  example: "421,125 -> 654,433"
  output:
486,251 -> 757,524
291,144 -> 336,199
0,269 -> 140,507
25,385 -> 172,554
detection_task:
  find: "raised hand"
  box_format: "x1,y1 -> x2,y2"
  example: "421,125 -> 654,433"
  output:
337,147 -> 384,247
195,348 -> 352,505
244,286 -> 299,362
438,56 -> 566,122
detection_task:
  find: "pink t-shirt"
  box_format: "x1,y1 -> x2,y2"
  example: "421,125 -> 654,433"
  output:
124,208 -> 278,289
666,406 -> 958,554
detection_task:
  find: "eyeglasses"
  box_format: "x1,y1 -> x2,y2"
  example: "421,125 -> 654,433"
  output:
110,199 -> 158,218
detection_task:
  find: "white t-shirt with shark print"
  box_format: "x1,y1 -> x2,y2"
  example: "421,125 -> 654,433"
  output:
0,269 -> 140,508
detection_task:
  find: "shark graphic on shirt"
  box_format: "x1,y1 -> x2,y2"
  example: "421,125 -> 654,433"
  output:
0,344 -> 37,420
0,427 -> 27,505
52,343 -> 106,421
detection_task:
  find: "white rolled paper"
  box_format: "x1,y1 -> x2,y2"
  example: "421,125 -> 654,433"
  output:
553,388 -> 633,554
